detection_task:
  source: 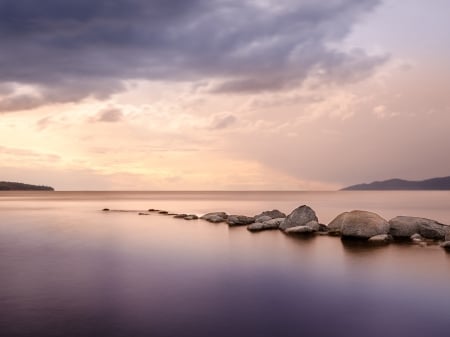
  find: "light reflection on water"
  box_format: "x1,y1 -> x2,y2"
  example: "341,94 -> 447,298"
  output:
0,191 -> 450,337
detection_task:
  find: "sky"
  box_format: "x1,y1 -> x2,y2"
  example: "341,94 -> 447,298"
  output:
1,0 -> 449,190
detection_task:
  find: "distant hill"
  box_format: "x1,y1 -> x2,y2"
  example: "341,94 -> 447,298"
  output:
0,181 -> 54,191
342,176 -> 450,191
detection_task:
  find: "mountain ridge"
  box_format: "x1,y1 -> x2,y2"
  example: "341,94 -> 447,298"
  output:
342,176 -> 450,191
0,181 -> 54,191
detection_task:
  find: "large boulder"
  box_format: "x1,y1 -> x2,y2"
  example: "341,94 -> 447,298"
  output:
279,205 -> 318,231
389,216 -> 449,240
254,209 -> 286,220
328,210 -> 390,240
227,215 -> 255,227
201,212 -> 228,223
247,218 -> 285,232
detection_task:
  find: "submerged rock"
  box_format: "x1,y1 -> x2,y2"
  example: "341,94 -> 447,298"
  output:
389,216 -> 449,240
158,210 -> 169,215
247,218 -> 285,232
102,208 -> 110,212
138,212 -> 150,216
201,212 -> 228,223
328,210 -> 390,240
227,215 -> 255,226
279,205 -> 318,231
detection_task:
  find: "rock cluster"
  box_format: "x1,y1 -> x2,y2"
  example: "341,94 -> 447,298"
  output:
102,205 -> 450,251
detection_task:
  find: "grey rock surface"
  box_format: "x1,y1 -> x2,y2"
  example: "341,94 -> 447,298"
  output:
201,212 -> 228,223
285,226 -> 314,234
254,209 -> 286,220
389,216 -> 449,240
368,234 -> 392,243
227,215 -> 255,226
255,215 -> 272,223
247,218 -> 285,232
279,205 -> 318,231
329,210 -> 389,239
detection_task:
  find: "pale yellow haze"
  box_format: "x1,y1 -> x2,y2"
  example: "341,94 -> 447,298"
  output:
1,0 -> 449,190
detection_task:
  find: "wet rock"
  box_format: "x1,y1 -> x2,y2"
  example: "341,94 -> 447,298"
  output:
201,212 -> 228,223
254,210 -> 286,220
389,216 -> 449,240
247,218 -> 285,232
285,226 -> 314,234
227,215 -> 255,226
158,211 -> 169,215
184,214 -> 198,220
148,209 -> 158,212
279,205 -> 318,231
329,210 -> 389,240
368,234 -> 393,243
174,214 -> 188,219
102,208 -> 110,212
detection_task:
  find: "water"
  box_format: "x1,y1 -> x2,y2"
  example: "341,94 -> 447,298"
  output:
1,191 -> 449,337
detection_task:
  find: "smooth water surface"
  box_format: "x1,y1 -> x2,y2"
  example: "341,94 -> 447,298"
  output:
1,191 -> 450,337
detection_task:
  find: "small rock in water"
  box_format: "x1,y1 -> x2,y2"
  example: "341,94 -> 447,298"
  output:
255,215 -> 272,223
247,218 -> 284,232
102,208 -> 110,212
148,209 -> 158,212
227,215 -> 255,226
201,212 -> 228,223
174,214 -> 188,219
254,210 -> 286,220
389,216 -> 449,240
158,211 -> 169,215
138,212 -> 150,216
184,214 -> 198,220
280,205 -> 318,231
440,241 -> 450,251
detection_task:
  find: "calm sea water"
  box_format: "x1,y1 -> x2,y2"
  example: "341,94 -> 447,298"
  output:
1,191 -> 450,337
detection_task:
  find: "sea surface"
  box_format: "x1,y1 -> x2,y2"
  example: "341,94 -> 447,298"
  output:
1,191 -> 450,337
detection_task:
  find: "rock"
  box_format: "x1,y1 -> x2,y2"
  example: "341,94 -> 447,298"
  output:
389,216 -> 449,240
184,214 -> 198,220
329,210 -> 389,240
368,234 -> 393,243
440,241 -> 450,251
446,232 -> 450,241
247,218 -> 285,232
255,215 -> 272,223
102,208 -> 110,212
304,220 -> 320,231
285,226 -> 314,234
158,211 -> 169,215
318,223 -> 329,232
174,214 -> 188,219
201,212 -> 228,223
279,205 -> 318,231
148,209 -> 158,212
410,233 -> 422,240
227,215 -> 255,226
254,209 -> 286,220
138,212 -> 150,216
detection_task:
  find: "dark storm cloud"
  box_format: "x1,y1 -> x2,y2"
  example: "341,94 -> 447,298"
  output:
0,0 -> 383,111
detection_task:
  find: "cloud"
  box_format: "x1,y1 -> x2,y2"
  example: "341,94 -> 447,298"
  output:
96,108 -> 124,122
210,113 -> 237,130
0,0 -> 384,111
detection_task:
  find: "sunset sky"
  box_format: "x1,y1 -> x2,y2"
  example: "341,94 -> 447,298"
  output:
1,0 -> 449,190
